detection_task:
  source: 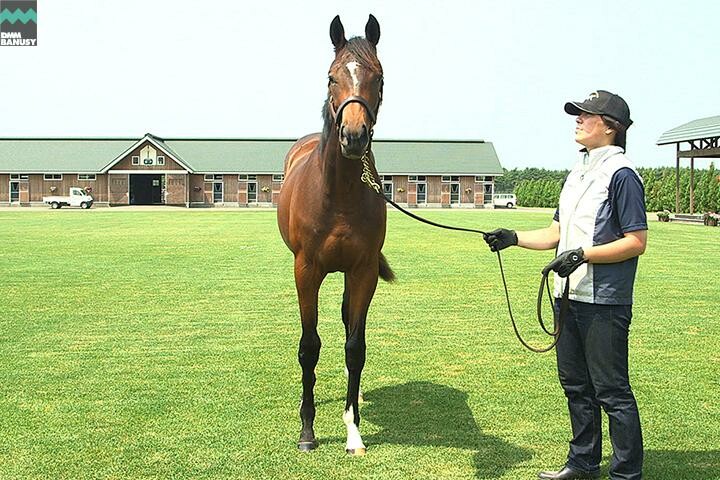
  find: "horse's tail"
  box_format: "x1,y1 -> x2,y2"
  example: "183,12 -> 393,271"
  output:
379,252 -> 396,282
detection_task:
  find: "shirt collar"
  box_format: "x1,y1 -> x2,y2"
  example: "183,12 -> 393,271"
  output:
580,145 -> 624,167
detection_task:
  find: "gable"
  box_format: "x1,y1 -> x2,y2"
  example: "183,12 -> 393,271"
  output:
100,134 -> 194,173
110,140 -> 189,171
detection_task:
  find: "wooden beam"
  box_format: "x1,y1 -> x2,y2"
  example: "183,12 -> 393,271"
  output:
678,147 -> 720,158
690,157 -> 695,215
700,137 -> 719,149
676,145 -> 680,214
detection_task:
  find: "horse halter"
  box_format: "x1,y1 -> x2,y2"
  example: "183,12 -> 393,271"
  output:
329,95 -> 378,129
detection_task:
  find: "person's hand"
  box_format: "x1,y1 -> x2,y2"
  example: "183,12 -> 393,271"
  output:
483,228 -> 518,252
542,248 -> 587,277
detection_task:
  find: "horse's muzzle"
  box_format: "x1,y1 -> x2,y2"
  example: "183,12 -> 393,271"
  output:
340,125 -> 370,159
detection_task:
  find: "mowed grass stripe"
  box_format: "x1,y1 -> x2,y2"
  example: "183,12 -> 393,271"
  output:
0,210 -> 718,479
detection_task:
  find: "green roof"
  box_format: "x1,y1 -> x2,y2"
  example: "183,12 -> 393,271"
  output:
0,138 -> 137,173
373,140 -> 502,175
0,135 -> 503,175
657,115 -> 720,145
164,139 -> 296,173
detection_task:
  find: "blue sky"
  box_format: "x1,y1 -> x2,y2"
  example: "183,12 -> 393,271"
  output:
1,0 -> 717,170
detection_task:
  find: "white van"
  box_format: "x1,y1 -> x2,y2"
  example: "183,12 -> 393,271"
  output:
493,193 -> 516,208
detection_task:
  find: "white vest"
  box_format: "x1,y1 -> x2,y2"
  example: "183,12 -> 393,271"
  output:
555,146 -> 642,303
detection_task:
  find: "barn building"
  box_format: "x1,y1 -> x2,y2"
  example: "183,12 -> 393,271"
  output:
0,133 -> 504,207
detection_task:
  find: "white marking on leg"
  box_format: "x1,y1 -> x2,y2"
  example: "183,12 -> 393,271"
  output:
346,61 -> 360,92
343,406 -> 366,452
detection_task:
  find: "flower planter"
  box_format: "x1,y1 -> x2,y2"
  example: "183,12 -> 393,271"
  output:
703,213 -> 719,226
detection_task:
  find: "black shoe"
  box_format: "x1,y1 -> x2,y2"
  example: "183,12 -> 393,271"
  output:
538,466 -> 601,479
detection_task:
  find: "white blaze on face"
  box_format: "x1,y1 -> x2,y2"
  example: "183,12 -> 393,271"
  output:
343,406 -> 366,451
346,61 -> 361,93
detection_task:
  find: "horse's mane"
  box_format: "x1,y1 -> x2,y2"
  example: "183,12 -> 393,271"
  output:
321,37 -> 383,148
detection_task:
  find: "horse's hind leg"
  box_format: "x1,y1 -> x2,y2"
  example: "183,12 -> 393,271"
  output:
295,258 -> 324,452
342,264 -> 378,455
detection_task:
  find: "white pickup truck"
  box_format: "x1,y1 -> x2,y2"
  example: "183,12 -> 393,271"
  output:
43,187 -> 94,209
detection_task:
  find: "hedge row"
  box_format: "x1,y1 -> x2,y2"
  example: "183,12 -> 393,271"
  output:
507,165 -> 720,213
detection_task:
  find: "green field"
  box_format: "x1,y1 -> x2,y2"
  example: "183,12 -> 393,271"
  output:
1,209 -> 718,479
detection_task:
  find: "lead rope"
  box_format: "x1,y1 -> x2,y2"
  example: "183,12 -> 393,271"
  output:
361,152 -> 566,353
361,153 -> 382,194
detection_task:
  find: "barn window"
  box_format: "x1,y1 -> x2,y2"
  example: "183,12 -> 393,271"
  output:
382,177 -> 393,201
417,182 -> 427,204
450,183 -> 460,204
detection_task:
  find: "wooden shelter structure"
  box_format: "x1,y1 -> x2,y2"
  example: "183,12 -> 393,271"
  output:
657,115 -> 720,214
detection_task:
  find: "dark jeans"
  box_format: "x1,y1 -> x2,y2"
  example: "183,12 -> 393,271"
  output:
554,299 -> 643,480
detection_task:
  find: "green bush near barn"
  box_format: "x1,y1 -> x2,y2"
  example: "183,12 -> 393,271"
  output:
1,210 -> 718,479
499,165 -> 720,213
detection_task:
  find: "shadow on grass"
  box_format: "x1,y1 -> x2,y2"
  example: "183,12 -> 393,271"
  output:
644,449 -> 720,479
362,381 -> 532,479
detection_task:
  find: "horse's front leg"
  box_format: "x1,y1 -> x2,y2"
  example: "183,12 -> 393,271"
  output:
295,257 -> 325,452
342,278 -> 363,404
342,263 -> 378,455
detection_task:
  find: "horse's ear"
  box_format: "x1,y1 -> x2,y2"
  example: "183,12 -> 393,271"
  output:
330,15 -> 346,51
365,14 -> 380,46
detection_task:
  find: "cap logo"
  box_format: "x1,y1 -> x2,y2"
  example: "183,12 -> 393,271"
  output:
585,91 -> 599,102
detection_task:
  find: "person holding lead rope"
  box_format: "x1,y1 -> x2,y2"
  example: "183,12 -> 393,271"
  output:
484,90 -> 647,480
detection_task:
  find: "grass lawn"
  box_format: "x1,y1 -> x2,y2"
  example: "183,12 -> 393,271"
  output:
0,208 -> 718,479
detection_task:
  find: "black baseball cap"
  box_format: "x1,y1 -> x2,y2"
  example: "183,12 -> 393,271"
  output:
564,90 -> 633,128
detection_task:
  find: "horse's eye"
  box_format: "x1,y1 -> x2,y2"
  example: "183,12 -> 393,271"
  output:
328,76 -> 337,86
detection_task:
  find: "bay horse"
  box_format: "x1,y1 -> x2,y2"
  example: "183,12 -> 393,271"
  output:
277,14 -> 394,455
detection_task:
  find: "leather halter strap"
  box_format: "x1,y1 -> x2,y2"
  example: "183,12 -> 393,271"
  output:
329,95 -> 377,127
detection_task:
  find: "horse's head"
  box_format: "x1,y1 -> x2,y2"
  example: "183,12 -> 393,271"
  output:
326,14 -> 383,160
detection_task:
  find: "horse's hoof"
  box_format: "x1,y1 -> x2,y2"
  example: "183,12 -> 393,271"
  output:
346,447 -> 366,456
298,440 -> 318,452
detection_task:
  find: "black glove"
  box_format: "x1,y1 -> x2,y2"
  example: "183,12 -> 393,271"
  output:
543,247 -> 587,277
483,228 -> 518,252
